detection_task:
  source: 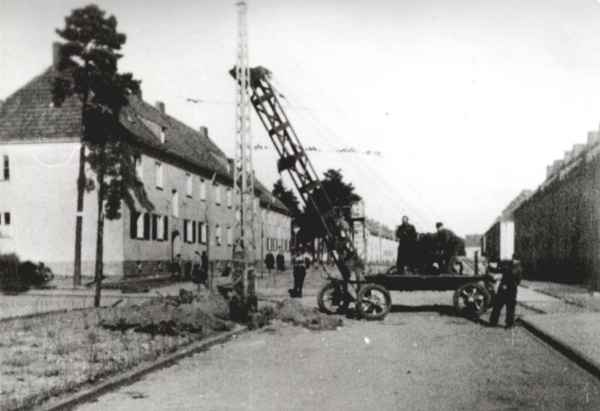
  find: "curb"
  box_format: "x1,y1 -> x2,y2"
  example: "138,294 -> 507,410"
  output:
38,325 -> 248,411
519,317 -> 600,381
516,301 -> 546,314
519,284 -> 587,309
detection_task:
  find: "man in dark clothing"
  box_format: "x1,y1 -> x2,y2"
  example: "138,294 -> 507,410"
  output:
395,216 -> 417,274
200,251 -> 209,286
435,222 -> 458,273
265,253 -> 275,271
489,259 -> 522,328
192,251 -> 202,286
276,250 -> 285,272
289,247 -> 309,298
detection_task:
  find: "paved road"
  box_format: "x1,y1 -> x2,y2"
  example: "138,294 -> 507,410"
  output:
76,291 -> 600,411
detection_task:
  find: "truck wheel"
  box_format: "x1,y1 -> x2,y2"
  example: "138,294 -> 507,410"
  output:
453,283 -> 491,318
357,284 -> 391,320
317,282 -> 347,315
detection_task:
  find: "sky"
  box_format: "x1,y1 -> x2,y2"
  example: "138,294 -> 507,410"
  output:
3,0 -> 600,236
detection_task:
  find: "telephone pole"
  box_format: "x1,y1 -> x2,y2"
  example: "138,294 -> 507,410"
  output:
232,0 -> 257,309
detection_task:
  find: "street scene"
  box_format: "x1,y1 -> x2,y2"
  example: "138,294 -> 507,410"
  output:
3,1 -> 600,410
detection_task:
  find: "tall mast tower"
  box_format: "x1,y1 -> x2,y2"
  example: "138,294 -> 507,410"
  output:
233,0 -> 256,302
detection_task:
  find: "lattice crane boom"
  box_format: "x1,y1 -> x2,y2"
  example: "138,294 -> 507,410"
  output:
230,66 -> 363,282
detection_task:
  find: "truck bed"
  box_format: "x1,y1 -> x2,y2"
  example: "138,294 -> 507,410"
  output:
364,274 -> 493,292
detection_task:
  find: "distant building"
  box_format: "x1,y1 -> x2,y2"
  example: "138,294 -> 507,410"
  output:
483,190 -> 532,262
513,129 -> 600,287
464,234 -> 482,259
0,44 -> 291,278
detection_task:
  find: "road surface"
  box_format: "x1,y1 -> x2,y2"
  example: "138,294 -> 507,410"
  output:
75,290 -> 600,411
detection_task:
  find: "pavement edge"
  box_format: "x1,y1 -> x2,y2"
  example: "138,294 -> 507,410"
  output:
519,317 -> 600,381
38,325 -> 248,411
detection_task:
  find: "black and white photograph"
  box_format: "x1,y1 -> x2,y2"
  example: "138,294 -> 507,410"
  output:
2,0 -> 600,409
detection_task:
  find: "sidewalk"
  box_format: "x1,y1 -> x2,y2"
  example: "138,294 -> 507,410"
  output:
516,283 -> 600,379
520,313 -> 600,379
0,281 -> 198,320
522,280 -> 600,312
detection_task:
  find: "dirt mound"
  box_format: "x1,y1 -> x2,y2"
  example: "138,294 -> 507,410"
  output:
100,289 -> 233,336
273,299 -> 343,331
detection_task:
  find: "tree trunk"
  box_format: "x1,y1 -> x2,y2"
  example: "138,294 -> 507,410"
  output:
73,145 -> 86,287
93,145 -> 106,307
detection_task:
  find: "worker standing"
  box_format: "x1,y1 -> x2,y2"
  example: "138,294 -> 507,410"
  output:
395,216 -> 417,274
489,258 -> 522,328
435,222 -> 458,273
289,246 -> 308,298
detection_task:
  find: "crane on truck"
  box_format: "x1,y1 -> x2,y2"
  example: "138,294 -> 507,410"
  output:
231,66 -> 498,320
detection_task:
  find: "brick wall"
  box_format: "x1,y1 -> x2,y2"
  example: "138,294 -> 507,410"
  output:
514,150 -> 600,287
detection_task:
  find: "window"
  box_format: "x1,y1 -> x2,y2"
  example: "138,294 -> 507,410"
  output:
135,156 -> 143,182
184,220 -> 191,243
130,211 -> 149,240
0,212 -> 10,226
2,155 -> 9,181
152,214 -> 159,240
136,213 -> 144,239
215,184 -> 221,205
226,188 -> 233,208
200,179 -> 207,200
162,216 -> 169,241
186,173 -> 193,197
215,224 -> 222,246
227,227 -> 233,246
172,190 -> 179,217
155,162 -> 163,189
150,215 -> 168,241
199,222 -> 207,244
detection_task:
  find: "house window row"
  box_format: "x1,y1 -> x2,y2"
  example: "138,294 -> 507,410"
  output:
138,157 -> 236,207
0,212 -> 11,226
183,219 -> 208,244
130,211 -> 169,241
266,238 -> 289,252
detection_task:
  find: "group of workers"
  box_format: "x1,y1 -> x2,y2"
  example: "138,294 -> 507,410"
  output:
395,216 -> 520,328
395,216 -> 461,275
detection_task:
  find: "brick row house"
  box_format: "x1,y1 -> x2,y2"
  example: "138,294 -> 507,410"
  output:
0,47 -> 291,278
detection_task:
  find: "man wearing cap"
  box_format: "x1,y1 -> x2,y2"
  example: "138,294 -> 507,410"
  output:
489,258 -> 522,328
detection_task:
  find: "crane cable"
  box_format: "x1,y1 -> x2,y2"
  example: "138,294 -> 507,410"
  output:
269,76 -> 438,231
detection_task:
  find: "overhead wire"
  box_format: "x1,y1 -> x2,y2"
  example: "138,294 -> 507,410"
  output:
269,76 -> 438,231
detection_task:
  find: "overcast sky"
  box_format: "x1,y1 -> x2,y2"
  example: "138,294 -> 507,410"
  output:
3,0 -> 600,235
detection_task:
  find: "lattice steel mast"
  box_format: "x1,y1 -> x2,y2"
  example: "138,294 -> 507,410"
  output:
232,1 -> 256,302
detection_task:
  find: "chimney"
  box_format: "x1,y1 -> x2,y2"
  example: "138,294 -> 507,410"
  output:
52,42 -> 62,70
155,101 -> 165,114
199,126 -> 209,137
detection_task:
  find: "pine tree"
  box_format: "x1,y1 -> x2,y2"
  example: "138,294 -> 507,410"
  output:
52,4 -> 152,306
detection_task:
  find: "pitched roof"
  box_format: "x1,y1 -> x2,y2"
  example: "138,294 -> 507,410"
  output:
0,66 -> 289,215
0,67 -> 81,141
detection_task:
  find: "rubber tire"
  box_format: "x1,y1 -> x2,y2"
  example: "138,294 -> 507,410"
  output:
317,282 -> 346,315
453,282 -> 491,318
357,283 -> 392,320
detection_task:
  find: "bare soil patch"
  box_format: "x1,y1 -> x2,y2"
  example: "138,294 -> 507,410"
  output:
0,289 -> 233,411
